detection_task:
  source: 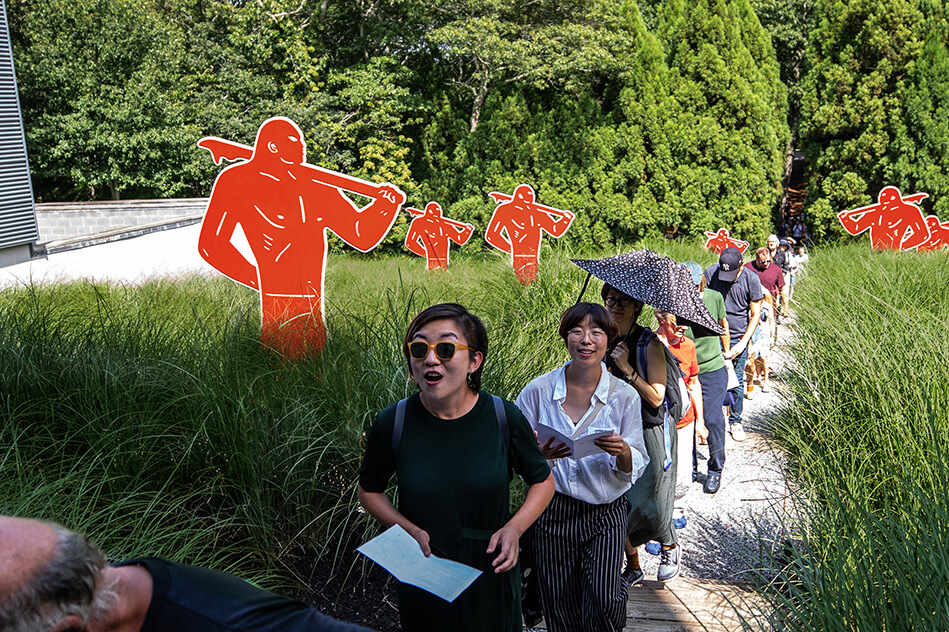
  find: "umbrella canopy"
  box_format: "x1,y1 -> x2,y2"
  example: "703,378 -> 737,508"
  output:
572,249 -> 725,336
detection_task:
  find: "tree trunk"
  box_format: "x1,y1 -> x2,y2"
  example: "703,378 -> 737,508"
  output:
469,75 -> 490,133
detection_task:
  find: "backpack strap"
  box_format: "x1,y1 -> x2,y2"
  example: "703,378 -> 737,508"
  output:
635,329 -> 652,378
492,394 -> 510,454
637,329 -> 673,414
392,395 -> 511,455
391,398 -> 408,454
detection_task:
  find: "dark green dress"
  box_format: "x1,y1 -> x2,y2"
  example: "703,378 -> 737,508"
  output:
359,391 -> 551,632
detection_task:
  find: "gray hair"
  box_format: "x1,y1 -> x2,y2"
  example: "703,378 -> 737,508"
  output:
0,522 -> 117,632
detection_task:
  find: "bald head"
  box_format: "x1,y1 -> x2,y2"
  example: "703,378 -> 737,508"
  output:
253,117 -> 306,166
0,516 -> 58,597
0,516 -> 108,632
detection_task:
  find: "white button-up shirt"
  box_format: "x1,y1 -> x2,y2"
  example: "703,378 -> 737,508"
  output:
515,362 -> 648,505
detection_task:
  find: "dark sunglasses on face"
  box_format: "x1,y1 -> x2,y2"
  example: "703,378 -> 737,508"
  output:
605,296 -> 633,308
408,341 -> 474,361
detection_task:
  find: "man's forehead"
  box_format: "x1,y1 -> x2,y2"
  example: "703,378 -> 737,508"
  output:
0,517 -> 57,596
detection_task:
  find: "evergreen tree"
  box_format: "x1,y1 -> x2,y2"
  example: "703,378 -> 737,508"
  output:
888,9 -> 949,217
797,0 -> 929,240
650,0 -> 790,242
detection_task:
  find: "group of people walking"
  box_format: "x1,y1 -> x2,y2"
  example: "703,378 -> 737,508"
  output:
358,241 -> 798,632
0,243 -> 802,632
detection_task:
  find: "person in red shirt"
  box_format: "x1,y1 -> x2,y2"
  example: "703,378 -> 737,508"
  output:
654,310 -> 704,524
747,247 -> 788,317
745,247 -> 785,394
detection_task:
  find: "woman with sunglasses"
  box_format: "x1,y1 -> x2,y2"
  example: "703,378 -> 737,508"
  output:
515,302 -> 648,632
357,303 -> 555,632
601,283 -> 681,585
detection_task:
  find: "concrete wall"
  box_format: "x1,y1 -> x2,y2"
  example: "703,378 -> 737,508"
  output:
36,198 -> 208,243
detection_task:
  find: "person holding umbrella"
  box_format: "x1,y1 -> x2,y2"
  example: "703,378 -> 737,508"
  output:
600,283 -> 681,584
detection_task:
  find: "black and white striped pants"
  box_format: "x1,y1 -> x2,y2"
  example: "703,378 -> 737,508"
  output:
533,492 -> 628,632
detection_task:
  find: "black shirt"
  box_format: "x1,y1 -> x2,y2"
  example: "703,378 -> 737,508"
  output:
113,557 -> 374,632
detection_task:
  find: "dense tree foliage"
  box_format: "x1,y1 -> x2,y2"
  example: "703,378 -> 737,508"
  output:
18,0 -> 941,246
797,0 -> 949,240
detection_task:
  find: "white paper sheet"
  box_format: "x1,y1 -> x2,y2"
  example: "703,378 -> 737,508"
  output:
357,524 -> 482,603
536,424 -> 612,458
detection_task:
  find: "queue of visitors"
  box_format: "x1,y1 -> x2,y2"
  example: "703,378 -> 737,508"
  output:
3,240 -> 802,632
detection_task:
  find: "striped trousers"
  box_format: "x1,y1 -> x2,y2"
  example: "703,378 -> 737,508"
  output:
534,492 -> 628,632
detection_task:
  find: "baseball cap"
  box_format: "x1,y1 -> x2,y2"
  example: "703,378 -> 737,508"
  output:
718,247 -> 742,282
682,261 -> 703,285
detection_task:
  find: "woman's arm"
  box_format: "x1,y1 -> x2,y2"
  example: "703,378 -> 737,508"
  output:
486,473 -> 555,573
638,338 -> 667,408
357,484 -> 431,556
688,376 -> 706,442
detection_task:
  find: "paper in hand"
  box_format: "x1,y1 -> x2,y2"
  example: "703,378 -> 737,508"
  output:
357,524 -> 482,602
536,424 -> 612,458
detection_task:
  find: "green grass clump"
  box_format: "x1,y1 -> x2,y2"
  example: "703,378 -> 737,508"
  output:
1,242 -> 705,590
761,245 -> 949,630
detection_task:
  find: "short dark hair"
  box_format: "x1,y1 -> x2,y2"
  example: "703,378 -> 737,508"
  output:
599,283 -> 644,318
403,303 -> 488,390
558,302 -> 618,341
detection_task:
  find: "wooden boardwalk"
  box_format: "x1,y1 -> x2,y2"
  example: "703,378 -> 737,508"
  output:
625,577 -> 763,631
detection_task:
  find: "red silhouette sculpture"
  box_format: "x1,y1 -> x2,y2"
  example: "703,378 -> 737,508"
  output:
837,186 -> 930,251
197,117 -> 405,359
484,184 -> 575,284
703,228 -> 750,254
404,202 -> 475,270
917,215 -> 949,252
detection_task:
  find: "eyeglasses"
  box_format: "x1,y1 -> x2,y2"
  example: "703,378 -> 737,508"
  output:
408,341 -> 474,361
567,327 -> 607,341
605,296 -> 633,308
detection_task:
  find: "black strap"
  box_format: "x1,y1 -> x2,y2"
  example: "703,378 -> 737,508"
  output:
392,398 -> 407,454
391,395 -> 509,455
492,394 -> 510,453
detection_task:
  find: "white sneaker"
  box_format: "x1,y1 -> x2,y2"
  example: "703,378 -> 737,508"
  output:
657,545 -> 681,582
730,423 -> 747,442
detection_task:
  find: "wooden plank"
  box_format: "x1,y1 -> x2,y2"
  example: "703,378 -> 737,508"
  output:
525,578 -> 764,631
622,578 -> 764,632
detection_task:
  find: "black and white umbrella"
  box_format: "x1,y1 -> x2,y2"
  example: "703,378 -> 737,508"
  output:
572,249 -> 725,336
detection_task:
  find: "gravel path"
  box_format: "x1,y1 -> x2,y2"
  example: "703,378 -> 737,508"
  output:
636,319 -> 796,585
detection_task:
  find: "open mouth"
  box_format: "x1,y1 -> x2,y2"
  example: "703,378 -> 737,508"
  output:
423,372 -> 444,384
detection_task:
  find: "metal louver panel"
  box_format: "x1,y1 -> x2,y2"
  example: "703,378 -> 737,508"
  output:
0,0 -> 38,250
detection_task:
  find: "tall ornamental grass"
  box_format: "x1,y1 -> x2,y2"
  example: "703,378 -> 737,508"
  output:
3,241 -> 690,587
0,237 -> 722,593
762,245 -> 949,630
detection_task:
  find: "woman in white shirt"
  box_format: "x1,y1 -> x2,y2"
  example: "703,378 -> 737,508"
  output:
515,302 -> 649,632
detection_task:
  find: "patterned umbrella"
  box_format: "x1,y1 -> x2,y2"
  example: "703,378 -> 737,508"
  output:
572,249 -> 725,336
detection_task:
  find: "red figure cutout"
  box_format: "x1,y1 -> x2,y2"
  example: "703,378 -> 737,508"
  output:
703,228 -> 750,254
917,215 -> 949,252
404,202 -> 475,270
837,186 -> 930,251
197,117 -> 405,359
484,184 -> 575,284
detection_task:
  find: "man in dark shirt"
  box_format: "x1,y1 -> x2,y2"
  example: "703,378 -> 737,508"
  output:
0,515 -> 374,632
704,247 -> 764,445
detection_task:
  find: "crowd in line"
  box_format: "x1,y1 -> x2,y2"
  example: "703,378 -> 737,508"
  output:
0,238 -> 807,632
